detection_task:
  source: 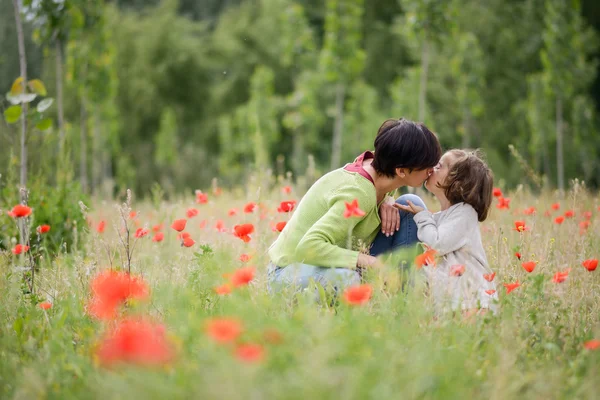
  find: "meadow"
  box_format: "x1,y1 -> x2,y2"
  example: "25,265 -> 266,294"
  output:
1,180 -> 600,400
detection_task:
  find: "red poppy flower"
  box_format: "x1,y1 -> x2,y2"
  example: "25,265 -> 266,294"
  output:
282,186 -> 292,194
129,211 -> 137,219
277,200 -> 297,213
344,199 -> 366,218
584,340 -> 600,350
544,210 -> 552,217
195,190 -> 208,204
38,302 -> 52,310
415,249 -> 437,268
228,208 -> 238,217
205,318 -> 243,343
504,281 -> 521,294
552,269 -> 570,283
554,216 -> 565,224
513,221 -> 528,232
186,208 -> 199,218
522,261 -> 536,273
243,202 -> 257,213
551,203 -> 560,210
239,254 -> 251,263
214,284 -> 232,295
343,284 -> 373,306
492,188 -> 503,197
213,187 -> 222,196
171,219 -> 187,232
177,232 -> 191,240
97,220 -> 106,234
152,224 -> 163,232
199,219 -> 207,229
515,252 -> 522,260
485,289 -> 496,296
231,266 -> 256,287
36,224 -> 51,234
12,244 -> 29,255
263,328 -> 284,345
235,343 -> 265,363
583,211 -> 593,220
215,220 -> 227,232
564,210 -> 575,218
135,228 -> 149,238
8,204 -> 32,218
87,271 -> 149,320
483,272 -> 496,282
96,317 -> 173,367
580,220 -> 591,233
233,224 -> 254,242
496,197 -> 510,210
274,221 -> 287,232
182,237 -> 195,247
152,232 -> 164,242
450,264 -> 465,276
523,207 -> 536,215
583,259 -> 598,272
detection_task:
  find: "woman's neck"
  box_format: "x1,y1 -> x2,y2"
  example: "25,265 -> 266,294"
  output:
363,163 -> 400,203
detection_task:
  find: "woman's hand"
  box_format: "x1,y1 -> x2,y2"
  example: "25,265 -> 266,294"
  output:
394,200 -> 424,214
379,196 -> 400,237
357,253 -> 382,269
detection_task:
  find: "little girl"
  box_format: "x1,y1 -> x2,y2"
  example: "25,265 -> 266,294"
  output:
396,149 -> 498,314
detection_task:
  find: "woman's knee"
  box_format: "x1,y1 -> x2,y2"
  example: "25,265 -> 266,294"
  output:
396,194 -> 427,210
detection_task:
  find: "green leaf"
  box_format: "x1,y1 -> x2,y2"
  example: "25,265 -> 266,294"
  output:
27,79 -> 47,96
37,98 -> 54,113
4,105 -> 22,124
36,118 -> 52,131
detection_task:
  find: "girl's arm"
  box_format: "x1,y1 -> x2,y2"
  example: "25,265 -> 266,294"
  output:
413,205 -> 476,256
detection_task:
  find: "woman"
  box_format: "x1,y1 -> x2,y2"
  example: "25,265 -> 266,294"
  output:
268,118 -> 442,291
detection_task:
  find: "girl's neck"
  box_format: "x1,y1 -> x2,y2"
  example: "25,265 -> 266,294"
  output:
436,193 -> 453,211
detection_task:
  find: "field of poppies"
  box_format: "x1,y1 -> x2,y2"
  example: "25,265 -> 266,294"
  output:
1,182 -> 600,399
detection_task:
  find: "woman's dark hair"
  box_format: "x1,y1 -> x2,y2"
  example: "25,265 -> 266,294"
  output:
438,149 -> 494,222
372,118 -> 442,178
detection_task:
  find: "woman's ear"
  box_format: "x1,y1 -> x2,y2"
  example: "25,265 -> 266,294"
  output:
396,168 -> 406,178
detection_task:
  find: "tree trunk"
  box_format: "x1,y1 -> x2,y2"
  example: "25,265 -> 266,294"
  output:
56,38 -> 66,153
461,108 -> 470,148
92,110 -> 101,195
80,91 -> 88,193
330,82 -> 345,169
12,0 -> 27,190
292,128 -> 305,177
418,38 -> 429,122
556,96 -> 564,192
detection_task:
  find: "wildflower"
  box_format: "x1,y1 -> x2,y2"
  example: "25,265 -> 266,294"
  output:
171,219 -> 187,232
513,221 -> 528,232
97,220 -> 106,233
36,224 -> 51,234
239,254 -> 251,263
8,204 -> 32,218
87,271 -> 149,320
580,220 -> 591,233
584,340 -> 600,350
235,343 -> 265,363
343,284 -> 373,306
177,232 -> 191,240
504,281 -> 521,294
496,197 -> 510,210
205,318 -> 243,343
483,272 -> 496,282
135,228 -> 149,238
564,210 -> 575,218
277,200 -> 296,213
583,211 -> 593,220
344,199 -> 366,218
231,267 -> 256,287
274,221 -> 287,232
214,284 -> 232,295
12,244 -> 29,255
485,290 -> 496,295
244,202 -> 257,213
152,232 -> 164,242
186,208 -> 199,218
96,318 -> 173,367
195,190 -> 208,204
522,261 -> 537,273
552,269 -> 570,283
282,186 -> 292,194
450,264 -> 466,276
215,220 -> 226,232
492,188 -> 503,197
38,302 -> 52,310
152,224 -> 163,232
415,249 -> 437,268
554,216 -> 565,224
583,259 -> 598,272
523,207 -> 536,215
199,220 -> 207,229
263,328 -> 283,345
544,210 -> 552,217
515,252 -> 522,260
182,237 -> 195,247
233,224 -> 254,242
213,187 -> 222,196
551,203 -> 560,210
228,208 -> 238,216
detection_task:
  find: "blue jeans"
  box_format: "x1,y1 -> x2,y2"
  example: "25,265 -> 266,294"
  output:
267,262 -> 361,292
369,194 -> 426,256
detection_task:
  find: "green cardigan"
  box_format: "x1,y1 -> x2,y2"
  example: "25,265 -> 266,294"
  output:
268,168 -> 382,269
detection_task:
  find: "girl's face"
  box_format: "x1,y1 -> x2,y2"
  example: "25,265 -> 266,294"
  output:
425,152 -> 454,194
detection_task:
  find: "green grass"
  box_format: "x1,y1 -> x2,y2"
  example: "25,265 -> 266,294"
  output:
1,185 -> 600,399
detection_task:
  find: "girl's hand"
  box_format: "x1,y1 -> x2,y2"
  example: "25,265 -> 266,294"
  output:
394,200 -> 424,214
379,196 -> 400,237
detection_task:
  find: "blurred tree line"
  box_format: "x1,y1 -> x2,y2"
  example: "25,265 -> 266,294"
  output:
1,0 -> 600,197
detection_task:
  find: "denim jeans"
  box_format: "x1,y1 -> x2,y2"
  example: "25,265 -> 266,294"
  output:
369,194 -> 427,256
267,262 -> 360,292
